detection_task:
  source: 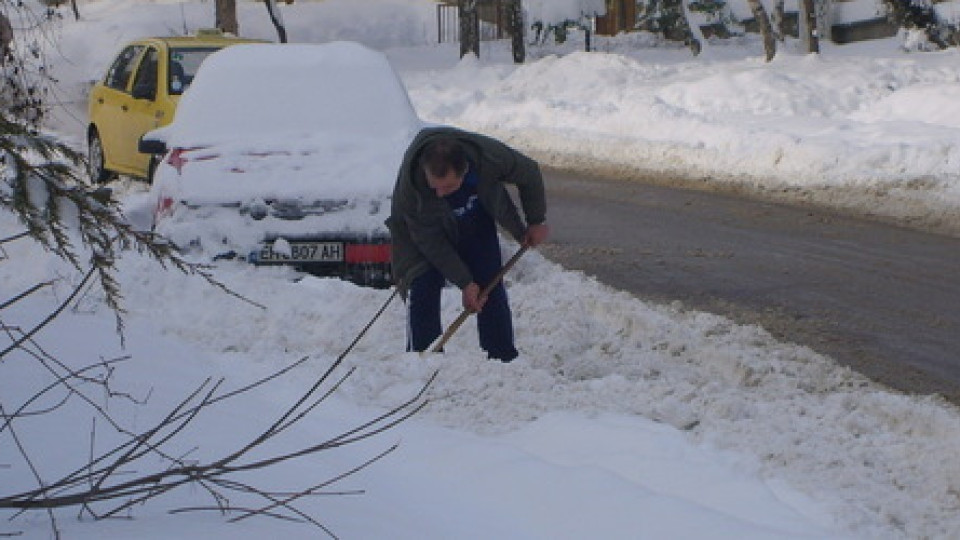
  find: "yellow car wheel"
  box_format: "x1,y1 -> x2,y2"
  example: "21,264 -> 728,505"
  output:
147,155 -> 160,185
87,129 -> 114,184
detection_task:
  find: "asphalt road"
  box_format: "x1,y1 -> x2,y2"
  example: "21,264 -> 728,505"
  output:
538,168 -> 960,403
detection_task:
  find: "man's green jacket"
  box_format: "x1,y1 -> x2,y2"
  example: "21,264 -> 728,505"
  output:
386,126 -> 547,295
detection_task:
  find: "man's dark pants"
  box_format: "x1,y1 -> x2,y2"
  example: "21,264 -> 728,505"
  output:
406,230 -> 518,362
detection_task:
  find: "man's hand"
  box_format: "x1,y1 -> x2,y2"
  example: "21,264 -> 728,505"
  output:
462,282 -> 487,313
523,223 -> 550,247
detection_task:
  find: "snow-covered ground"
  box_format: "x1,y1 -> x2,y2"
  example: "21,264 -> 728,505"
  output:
4,0 -> 960,538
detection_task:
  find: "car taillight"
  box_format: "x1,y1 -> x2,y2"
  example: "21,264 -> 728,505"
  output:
155,196 -> 174,218
167,148 -> 188,174
345,243 -> 391,263
165,147 -> 216,174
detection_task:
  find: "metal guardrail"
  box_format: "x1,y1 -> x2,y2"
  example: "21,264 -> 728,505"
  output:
437,2 -> 508,44
438,4 -> 459,43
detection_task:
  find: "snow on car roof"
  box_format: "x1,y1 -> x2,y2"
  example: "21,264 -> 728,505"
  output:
168,41 -> 421,145
153,41 -> 423,203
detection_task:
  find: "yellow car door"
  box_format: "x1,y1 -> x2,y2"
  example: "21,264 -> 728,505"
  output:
89,44 -> 145,175
119,46 -> 167,176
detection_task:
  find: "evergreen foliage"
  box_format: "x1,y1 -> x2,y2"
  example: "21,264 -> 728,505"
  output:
1,1 -> 60,129
884,0 -> 958,49
637,0 -> 695,42
0,0 -> 231,338
1,108 -> 209,337
688,0 -> 726,19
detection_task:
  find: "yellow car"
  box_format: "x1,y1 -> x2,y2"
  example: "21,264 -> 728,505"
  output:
87,30 -> 265,182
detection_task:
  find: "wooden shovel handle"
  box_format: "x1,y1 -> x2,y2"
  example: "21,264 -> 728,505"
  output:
428,245 -> 529,354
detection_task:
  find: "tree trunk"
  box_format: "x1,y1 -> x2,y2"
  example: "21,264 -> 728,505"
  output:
265,0 -> 288,43
215,0 -> 239,36
746,0 -> 776,61
0,12 -> 12,63
800,0 -> 820,53
669,0 -> 702,56
772,0 -> 785,41
459,0 -> 480,58
508,0 -> 525,63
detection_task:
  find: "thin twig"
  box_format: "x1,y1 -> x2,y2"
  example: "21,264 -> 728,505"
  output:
0,404 -> 60,537
0,281 -> 53,311
0,265 -> 96,360
0,230 -> 31,245
229,443 -> 399,528
0,356 -> 131,433
0,284 -> 424,538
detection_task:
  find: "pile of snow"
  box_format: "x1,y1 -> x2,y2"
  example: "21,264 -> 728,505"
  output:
402,43 -> 960,234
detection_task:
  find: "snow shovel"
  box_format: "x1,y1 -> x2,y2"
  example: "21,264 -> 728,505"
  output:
425,245 -> 529,355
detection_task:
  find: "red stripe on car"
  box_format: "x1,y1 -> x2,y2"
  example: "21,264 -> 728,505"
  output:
345,244 -> 391,263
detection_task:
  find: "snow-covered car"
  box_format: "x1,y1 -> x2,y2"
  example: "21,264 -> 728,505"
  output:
140,42 -> 422,287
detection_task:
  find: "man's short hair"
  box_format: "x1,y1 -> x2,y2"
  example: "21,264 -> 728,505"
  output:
420,137 -> 468,178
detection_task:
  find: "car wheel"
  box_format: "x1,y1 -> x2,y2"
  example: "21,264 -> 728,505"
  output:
147,155 -> 159,184
87,129 -> 114,184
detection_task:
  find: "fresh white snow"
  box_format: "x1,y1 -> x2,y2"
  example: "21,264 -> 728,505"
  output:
4,0 -> 960,538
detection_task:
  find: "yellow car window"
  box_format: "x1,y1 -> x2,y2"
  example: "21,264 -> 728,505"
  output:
104,44 -> 145,91
131,47 -> 159,100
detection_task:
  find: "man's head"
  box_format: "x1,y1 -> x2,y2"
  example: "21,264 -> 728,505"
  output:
420,137 -> 468,197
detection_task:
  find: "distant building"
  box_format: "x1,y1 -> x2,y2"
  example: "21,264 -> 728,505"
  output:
825,0 -> 897,43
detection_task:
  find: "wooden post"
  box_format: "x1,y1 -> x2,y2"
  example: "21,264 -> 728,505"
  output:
459,0 -> 480,58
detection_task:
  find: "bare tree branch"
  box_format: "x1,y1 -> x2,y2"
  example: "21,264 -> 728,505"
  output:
3,344 -> 429,535
0,281 -> 53,312
0,266 -> 97,360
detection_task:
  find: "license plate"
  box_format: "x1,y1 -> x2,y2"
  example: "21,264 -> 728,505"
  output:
257,241 -> 344,263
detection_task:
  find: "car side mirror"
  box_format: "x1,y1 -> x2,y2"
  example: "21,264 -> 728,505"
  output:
139,137 -> 167,155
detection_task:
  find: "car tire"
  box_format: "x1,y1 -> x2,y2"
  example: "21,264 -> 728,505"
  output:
87,129 -> 114,184
147,155 -> 159,184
